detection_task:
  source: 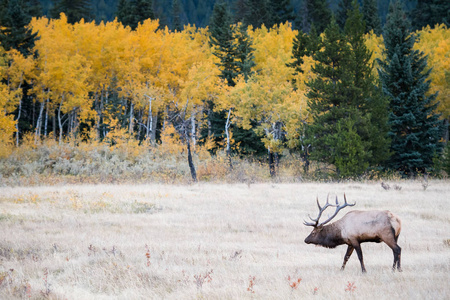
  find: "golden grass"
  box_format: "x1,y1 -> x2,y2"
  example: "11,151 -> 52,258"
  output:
0,181 -> 449,299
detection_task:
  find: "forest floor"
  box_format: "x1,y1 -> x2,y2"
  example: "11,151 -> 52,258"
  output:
0,181 -> 449,299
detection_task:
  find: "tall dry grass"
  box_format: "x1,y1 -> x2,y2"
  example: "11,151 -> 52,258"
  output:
2,136 -> 428,186
0,181 -> 449,299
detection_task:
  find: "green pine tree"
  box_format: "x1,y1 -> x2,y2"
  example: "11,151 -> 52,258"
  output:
344,0 -> 390,166
234,23 -> 256,81
287,30 -> 309,79
332,116 -> 370,178
362,0 -> 381,34
306,2 -> 390,177
135,0 -> 155,23
209,0 -> 239,87
306,18 -> 360,175
411,0 -> 450,30
336,0 -> 353,30
0,0 -> 39,56
287,25 -> 319,86
233,0 -> 247,23
0,0 -> 41,145
305,0 -> 332,33
287,24 -> 320,172
378,0 -> 444,176
116,0 -> 131,25
243,0 -> 270,28
172,0 -> 183,31
116,0 -> 155,30
50,0 -> 93,24
267,0 -> 295,27
207,0 -> 264,158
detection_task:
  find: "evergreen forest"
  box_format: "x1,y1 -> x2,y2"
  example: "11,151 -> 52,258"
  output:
34,0 -> 421,29
0,0 -> 449,182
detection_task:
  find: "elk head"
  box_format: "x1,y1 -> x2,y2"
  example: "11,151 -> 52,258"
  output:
304,194 -> 355,246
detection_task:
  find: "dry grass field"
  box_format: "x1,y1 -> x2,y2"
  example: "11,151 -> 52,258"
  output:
0,181 -> 449,299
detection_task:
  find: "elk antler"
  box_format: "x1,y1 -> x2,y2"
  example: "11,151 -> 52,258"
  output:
304,194 -> 333,227
303,194 -> 355,227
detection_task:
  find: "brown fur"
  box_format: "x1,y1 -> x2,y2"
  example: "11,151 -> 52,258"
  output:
305,210 -> 402,273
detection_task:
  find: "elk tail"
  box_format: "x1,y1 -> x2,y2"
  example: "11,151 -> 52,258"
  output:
388,211 -> 402,241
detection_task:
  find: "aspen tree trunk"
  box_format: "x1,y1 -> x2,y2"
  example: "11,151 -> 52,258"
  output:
206,105 -> 212,137
129,102 -> 134,133
151,113 -> 157,143
225,108 -> 233,169
163,105 -> 169,132
137,110 -> 142,140
68,110 -> 72,136
13,81 -> 22,146
52,115 -> 56,141
191,111 -> 196,149
95,89 -> 101,139
75,109 -> 79,135
15,96 -> 22,146
44,97 -> 49,137
186,128 -> 197,182
268,149 -> 276,177
58,96 -> 64,144
103,89 -> 109,138
274,122 -> 281,169
146,96 -> 153,139
267,122 -> 282,178
71,109 -> 78,140
35,100 -> 45,144
32,99 -> 35,132
182,99 -> 197,182
146,112 -> 151,139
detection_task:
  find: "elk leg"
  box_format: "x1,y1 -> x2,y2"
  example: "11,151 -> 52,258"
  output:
341,245 -> 354,270
394,246 -> 402,271
383,240 -> 402,271
353,243 -> 366,273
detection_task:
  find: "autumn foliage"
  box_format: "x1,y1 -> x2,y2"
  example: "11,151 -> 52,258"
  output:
0,13 -> 449,178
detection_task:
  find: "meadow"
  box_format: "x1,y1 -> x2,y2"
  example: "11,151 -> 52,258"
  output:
0,181 -> 449,299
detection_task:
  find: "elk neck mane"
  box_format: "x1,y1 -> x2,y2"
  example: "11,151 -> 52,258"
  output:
319,223 -> 345,249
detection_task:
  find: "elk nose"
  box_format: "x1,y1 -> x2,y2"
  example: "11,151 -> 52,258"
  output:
304,237 -> 310,244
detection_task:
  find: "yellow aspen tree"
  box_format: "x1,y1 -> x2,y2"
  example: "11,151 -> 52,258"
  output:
229,23 -> 307,176
4,49 -> 35,145
166,26 -> 219,182
414,24 -> 450,122
130,19 -> 165,141
31,15 -> 92,143
364,30 -> 385,76
74,19 -> 132,139
0,47 -> 17,157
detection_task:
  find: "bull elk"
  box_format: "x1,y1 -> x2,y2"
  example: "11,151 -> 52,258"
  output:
304,195 -> 402,273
